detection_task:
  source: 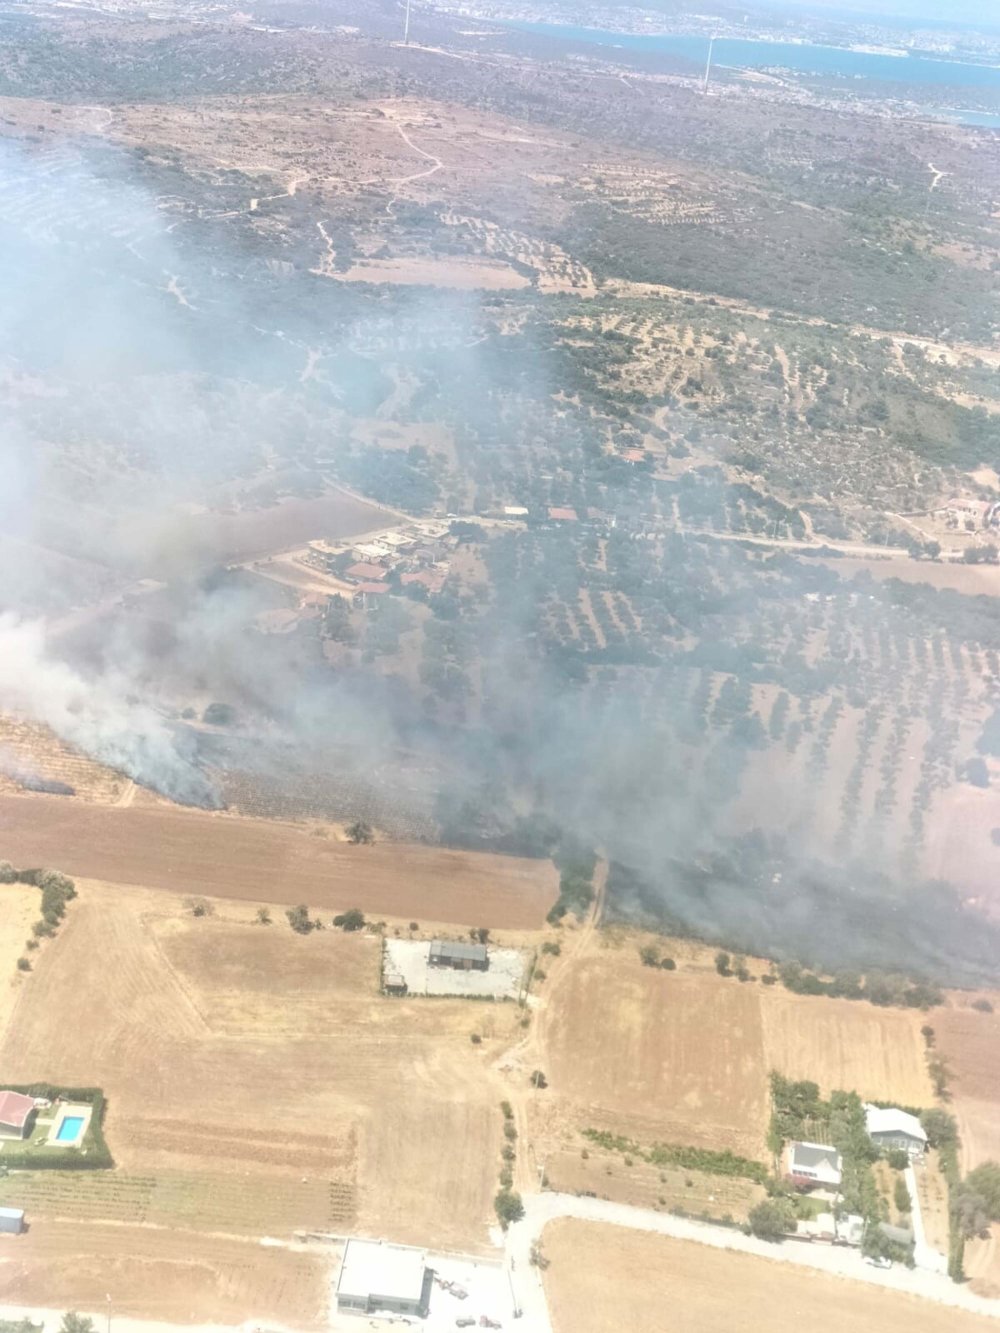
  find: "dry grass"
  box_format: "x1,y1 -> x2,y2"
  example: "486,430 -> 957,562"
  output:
541,949 -> 770,1159
0,1220 -> 331,1327
0,881 -> 43,1001
759,987 -> 934,1105
544,1149 -> 765,1220
541,1219 -> 1000,1333
0,796 -> 558,928
0,879 -> 519,1289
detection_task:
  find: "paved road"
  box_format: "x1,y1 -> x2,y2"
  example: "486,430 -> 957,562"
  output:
505,1192 -> 1000,1328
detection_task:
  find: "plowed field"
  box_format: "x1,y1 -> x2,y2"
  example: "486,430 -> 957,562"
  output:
0,795 -> 557,928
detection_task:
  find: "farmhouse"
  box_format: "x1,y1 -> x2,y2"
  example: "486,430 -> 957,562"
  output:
0,1091 -> 36,1140
335,1239 -> 432,1318
428,939 -> 488,971
864,1104 -> 927,1159
786,1141 -> 842,1189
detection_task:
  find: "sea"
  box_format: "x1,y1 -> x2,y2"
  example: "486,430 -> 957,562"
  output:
510,23 -> 1000,126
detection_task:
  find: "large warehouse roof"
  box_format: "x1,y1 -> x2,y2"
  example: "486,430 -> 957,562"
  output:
337,1239 -> 428,1303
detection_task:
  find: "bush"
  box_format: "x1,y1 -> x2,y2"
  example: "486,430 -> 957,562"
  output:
494,1189 -> 525,1227
345,820 -> 374,845
661,957 -> 677,970
501,1145 -> 515,1162
286,905 -> 315,935
972,998 -> 994,1014
470,1033 -> 482,1045
886,1148 -> 909,1171
894,1175 -> 911,1215
0,862 -> 17,884
333,909 -> 366,932
748,1198 -> 796,1241
715,951 -> 731,977
541,940 -> 561,956
255,907 -> 271,925
639,944 -> 660,967
500,1100 -> 514,1120
530,1070 -> 548,1089
498,1168 -> 513,1189
186,897 -> 213,918
504,1121 -> 518,1141
16,957 -> 30,972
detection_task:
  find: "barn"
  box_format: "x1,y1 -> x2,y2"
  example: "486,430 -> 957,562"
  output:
335,1239 -> 432,1318
428,940 -> 488,972
864,1104 -> 927,1159
0,1092 -> 36,1140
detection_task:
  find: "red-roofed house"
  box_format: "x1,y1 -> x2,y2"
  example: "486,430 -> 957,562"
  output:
0,1091 -> 36,1139
355,582 -> 390,595
401,570 -> 446,595
622,448 -> 647,463
345,562 -> 389,583
548,507 -> 578,522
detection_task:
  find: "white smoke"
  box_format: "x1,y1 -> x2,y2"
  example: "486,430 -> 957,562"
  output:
0,615 -> 218,806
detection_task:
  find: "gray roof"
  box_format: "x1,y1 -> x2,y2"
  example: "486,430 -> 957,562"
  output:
790,1142 -> 841,1171
429,939 -> 488,962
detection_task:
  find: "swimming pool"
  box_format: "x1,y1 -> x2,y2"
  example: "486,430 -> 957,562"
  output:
55,1115 -> 84,1143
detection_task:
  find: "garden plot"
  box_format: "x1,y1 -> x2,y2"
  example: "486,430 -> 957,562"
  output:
384,938 -> 526,999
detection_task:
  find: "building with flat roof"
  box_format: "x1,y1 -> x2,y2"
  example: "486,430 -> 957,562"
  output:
428,939 -> 488,971
335,1239 -> 432,1318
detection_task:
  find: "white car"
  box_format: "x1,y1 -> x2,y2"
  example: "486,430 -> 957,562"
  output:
864,1255 -> 892,1269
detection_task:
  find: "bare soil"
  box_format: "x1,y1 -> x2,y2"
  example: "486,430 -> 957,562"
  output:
541,1220 -> 1000,1333
0,795 -> 557,928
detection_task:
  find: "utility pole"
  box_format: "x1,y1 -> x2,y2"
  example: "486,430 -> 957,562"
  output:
702,35 -> 716,95
403,0 -> 411,45
106,1293 -> 112,1333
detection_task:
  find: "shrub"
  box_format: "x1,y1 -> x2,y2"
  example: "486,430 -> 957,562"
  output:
541,941 -> 561,956
186,897 -> 213,918
470,1033 -> 482,1045
661,957 -> 677,970
494,1189 -> 525,1227
715,951 -> 731,977
255,906 -> 271,925
501,1145 -> 515,1162
498,1168 -> 513,1189
504,1121 -> 518,1141
500,1100 -> 514,1120
530,1070 -> 548,1089
16,958 -> 30,972
972,998 -> 994,1014
333,908 -> 365,932
409,922 -> 419,932
894,1175 -> 911,1215
345,820 -> 374,845
0,861 -> 16,884
286,905 -> 315,934
639,944 -> 660,967
534,968 -> 547,982
886,1148 -> 909,1171
748,1198 -> 796,1241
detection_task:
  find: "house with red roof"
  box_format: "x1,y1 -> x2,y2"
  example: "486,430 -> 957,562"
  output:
0,1091 -> 36,1139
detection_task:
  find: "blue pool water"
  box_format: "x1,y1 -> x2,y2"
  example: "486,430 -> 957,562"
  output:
55,1115 -> 84,1143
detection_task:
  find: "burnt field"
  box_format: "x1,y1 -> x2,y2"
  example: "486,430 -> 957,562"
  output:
0,794 -> 557,928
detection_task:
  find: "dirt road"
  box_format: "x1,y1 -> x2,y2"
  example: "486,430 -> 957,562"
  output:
0,795 -> 557,927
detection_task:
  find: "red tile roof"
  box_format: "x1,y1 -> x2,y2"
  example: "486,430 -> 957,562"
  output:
355,582 -> 389,594
0,1091 -> 35,1129
401,570 -> 446,593
548,507 -> 578,522
346,562 -> 388,581
622,448 -> 646,462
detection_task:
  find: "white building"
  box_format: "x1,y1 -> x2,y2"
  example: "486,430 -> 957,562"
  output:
786,1141 -> 843,1189
335,1239 -> 432,1318
864,1104 -> 927,1159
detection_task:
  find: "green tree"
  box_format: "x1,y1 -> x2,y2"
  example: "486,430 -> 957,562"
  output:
0,861 -> 17,884
494,1189 -> 525,1227
334,908 -> 366,932
715,951 -> 731,977
894,1175 -> 911,1215
747,1198 -> 795,1242
286,904 -> 315,935
60,1316 -> 95,1333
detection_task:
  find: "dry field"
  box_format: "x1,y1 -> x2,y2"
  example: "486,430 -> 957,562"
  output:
924,786 -> 1000,912
934,1003 -> 1000,1171
0,715 -> 126,804
537,937 -> 937,1164
0,881 -> 42,1006
0,795 -> 557,928
541,1220 -> 1000,1333
540,948 -> 771,1159
759,987 -> 934,1105
0,877 -> 519,1309
0,1220 -> 330,1328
